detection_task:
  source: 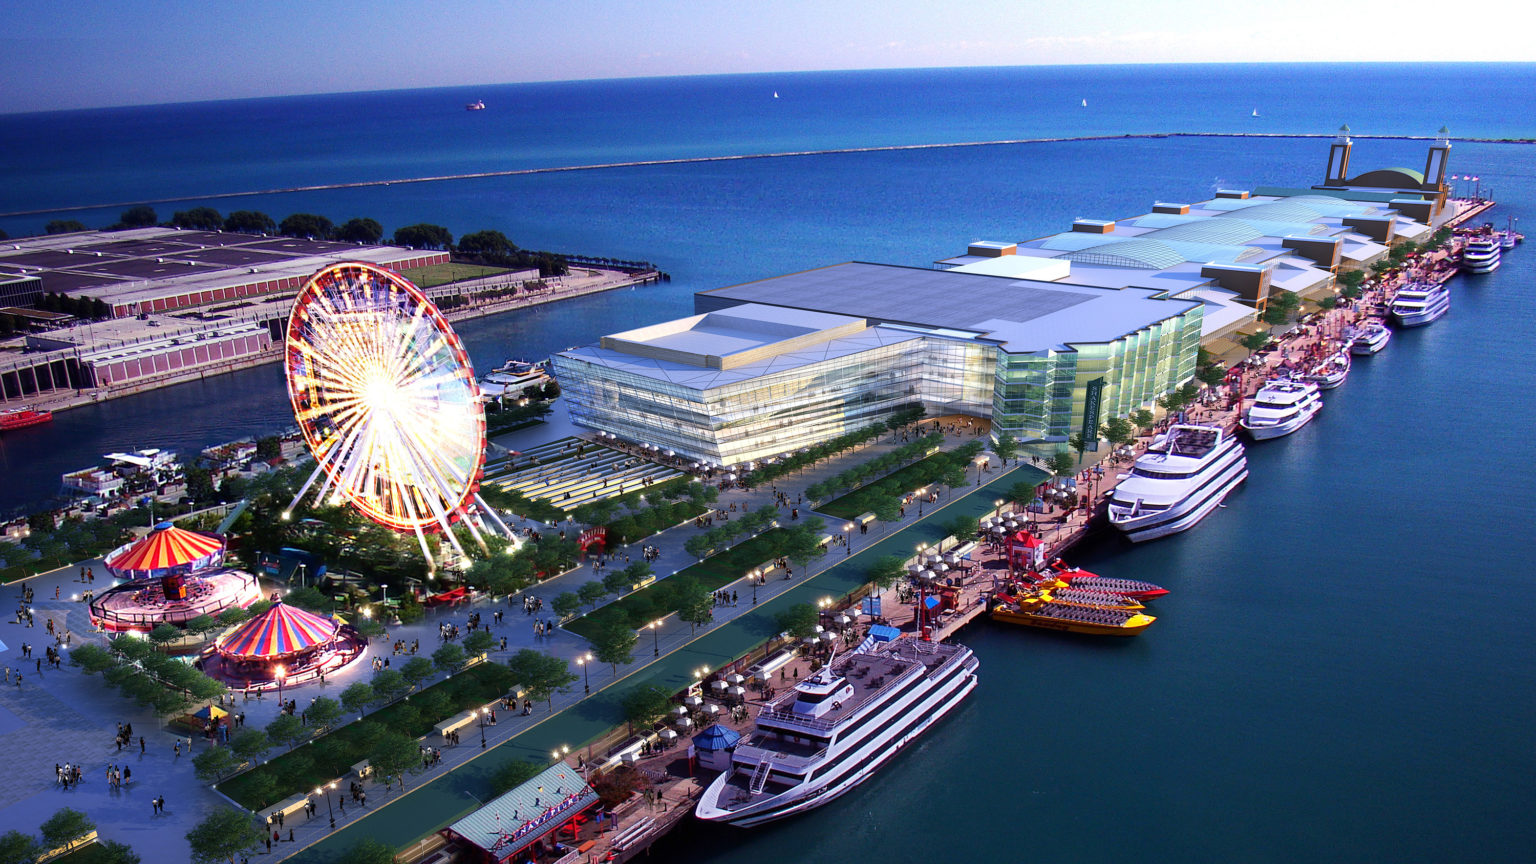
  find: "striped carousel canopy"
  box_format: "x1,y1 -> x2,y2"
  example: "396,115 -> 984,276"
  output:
217,601 -> 339,660
105,522 -> 225,575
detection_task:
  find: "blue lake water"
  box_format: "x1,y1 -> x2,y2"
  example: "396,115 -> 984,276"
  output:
1,64 -> 1534,861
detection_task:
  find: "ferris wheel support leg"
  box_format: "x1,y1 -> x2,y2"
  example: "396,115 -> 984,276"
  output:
410,522 -> 436,575
474,492 -> 519,547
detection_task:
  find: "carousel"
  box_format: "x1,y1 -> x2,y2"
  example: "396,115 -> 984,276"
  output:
88,522 -> 262,634
200,597 -> 367,691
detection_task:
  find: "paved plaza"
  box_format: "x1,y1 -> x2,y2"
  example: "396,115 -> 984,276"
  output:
0,417 -> 1028,861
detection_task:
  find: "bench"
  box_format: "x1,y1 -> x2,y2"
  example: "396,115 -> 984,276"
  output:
747,649 -> 795,682
610,817 -> 657,852
433,710 -> 478,739
269,793 -> 311,821
350,759 -> 372,780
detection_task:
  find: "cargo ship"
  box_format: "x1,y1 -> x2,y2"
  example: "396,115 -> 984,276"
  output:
0,407 -> 52,432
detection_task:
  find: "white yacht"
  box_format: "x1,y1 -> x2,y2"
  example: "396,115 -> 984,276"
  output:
1241,379 -> 1323,440
1390,281 -> 1450,328
1107,424 -> 1247,543
1460,238 -> 1501,273
696,636 -> 979,827
1348,320 -> 1392,355
478,359 -> 549,398
1302,351 -> 1350,390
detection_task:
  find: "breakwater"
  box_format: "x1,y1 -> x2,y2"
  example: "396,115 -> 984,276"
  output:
6,132 -> 1531,219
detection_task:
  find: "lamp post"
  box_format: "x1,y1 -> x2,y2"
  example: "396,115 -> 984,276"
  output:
750,569 -> 759,605
326,781 -> 339,828
916,487 -> 927,517
579,653 -> 592,694
276,664 -> 286,705
479,708 -> 487,749
843,522 -> 854,556
648,619 -> 662,656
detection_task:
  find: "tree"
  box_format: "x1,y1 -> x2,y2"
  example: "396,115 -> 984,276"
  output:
224,210 -> 276,234
372,668 -> 410,704
683,534 -> 713,561
620,684 -> 673,733
120,205 -> 158,227
1131,409 -> 1156,433
1100,416 -> 1135,447
0,830 -> 39,864
505,648 -> 577,710
1196,364 -> 1228,387
1241,331 -> 1272,352
552,591 -> 581,619
266,713 -> 308,750
674,576 -> 714,633
463,629 -> 496,656
217,606 -> 249,627
307,696 -> 343,732
341,681 -> 375,718
490,759 -> 543,795
148,623 -> 182,650
400,656 -> 435,690
431,642 -> 467,675
187,809 -> 262,864
577,580 -> 608,610
541,379 -> 561,400
456,230 -> 517,256
1068,432 -> 1091,461
993,433 -> 1019,464
369,729 -> 421,790
871,497 -> 901,531
340,837 -> 398,864
602,567 -> 633,597
336,217 -> 384,244
775,603 -> 819,640
278,213 -> 335,240
865,555 -> 906,594
591,619 -> 637,674
39,807 -> 95,850
45,219 -> 87,234
393,223 -> 453,250
192,746 -> 241,782
171,207 -> 222,230
1049,451 -> 1076,476
184,613 -> 220,640
230,728 -> 270,763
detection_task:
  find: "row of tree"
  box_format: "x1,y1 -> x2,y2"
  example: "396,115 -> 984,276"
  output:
804,431 -> 947,504
817,440 -> 986,522
70,637 -> 226,717
743,404 -> 925,488
35,290 -> 112,320
0,808 -> 136,864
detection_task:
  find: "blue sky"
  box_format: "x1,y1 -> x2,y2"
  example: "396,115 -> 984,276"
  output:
3,0 -> 1530,114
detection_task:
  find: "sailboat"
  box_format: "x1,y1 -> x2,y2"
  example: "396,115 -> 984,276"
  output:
773,91 -> 780,99
1251,108 -> 1260,118
1081,98 -> 1088,108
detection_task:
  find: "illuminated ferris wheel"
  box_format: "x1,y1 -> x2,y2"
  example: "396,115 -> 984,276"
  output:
283,262 -> 511,566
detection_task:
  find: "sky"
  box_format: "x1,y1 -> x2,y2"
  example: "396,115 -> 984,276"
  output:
3,0 -> 1533,114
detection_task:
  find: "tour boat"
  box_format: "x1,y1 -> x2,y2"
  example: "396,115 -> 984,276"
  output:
466,100 -> 486,111
1302,351 -> 1350,390
1348,320 -> 1392,355
696,636 -> 978,827
989,593 -> 1155,636
1035,562 -> 1169,600
1241,378 -> 1323,440
1036,587 -> 1144,610
1390,281 -> 1450,328
1460,238 -> 1501,273
478,359 -> 549,398
1107,424 -> 1247,543
0,407 -> 52,432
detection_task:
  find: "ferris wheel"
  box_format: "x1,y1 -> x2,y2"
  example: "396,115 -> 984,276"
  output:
283,261 -> 511,565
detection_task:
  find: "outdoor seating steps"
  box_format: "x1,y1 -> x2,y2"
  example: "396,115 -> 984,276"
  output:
271,793 -> 312,819
610,817 -> 657,852
749,759 -> 772,794
433,711 -> 477,737
349,760 -> 372,780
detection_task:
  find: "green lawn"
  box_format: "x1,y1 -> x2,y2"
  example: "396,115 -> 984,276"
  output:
565,528 -> 792,639
397,262 -> 510,289
817,450 -> 961,520
219,662 -> 512,810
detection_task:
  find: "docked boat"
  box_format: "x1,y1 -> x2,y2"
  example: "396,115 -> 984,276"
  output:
696,636 -> 978,827
1241,378 -> 1322,440
478,359 -> 549,398
1037,562 -> 1169,600
1460,238 -> 1501,273
989,593 -> 1155,636
1302,351 -> 1350,390
1107,424 -> 1247,543
0,407 -> 52,432
1038,587 -> 1144,610
1390,281 -> 1450,328
465,100 -> 485,111
1348,320 -> 1392,355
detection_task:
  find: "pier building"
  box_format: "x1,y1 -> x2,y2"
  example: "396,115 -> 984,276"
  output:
555,138 -> 1453,465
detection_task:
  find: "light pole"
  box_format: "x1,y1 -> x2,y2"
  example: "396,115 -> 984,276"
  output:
479,708 -> 487,749
648,619 -> 662,656
579,653 -> 592,693
844,523 -> 853,556
916,487 -> 927,517
750,569 -> 759,605
276,664 -> 286,705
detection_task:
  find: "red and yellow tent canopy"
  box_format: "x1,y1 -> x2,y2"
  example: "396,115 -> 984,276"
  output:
105,522 -> 225,576
217,602 -> 339,660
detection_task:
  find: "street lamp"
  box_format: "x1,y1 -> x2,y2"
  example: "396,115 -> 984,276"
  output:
750,569 -> 759,605
916,487 -> 927,516
479,708 -> 488,749
275,664 -> 287,704
843,522 -> 854,556
578,653 -> 593,693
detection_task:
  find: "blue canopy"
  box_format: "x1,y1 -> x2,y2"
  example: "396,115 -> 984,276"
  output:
867,624 -> 901,643
693,723 -> 741,751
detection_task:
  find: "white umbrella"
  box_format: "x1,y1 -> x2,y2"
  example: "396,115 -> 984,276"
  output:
907,563 -> 923,573
943,553 -> 959,564
918,570 -> 936,580
673,705 -> 689,716
835,614 -> 851,626
803,634 -> 820,645
991,525 -> 1006,534
711,680 -> 728,692
935,562 -> 950,572
728,685 -> 746,697
704,704 -> 720,716
659,728 -> 678,741
727,673 -> 745,685
814,624 -> 824,634
621,752 -> 639,764
684,695 -> 703,707
675,716 -> 693,728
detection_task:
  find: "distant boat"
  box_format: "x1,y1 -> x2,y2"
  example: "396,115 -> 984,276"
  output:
1251,108 -> 1260,118
466,100 -> 485,111
1081,98 -> 1088,107
773,91 -> 779,99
